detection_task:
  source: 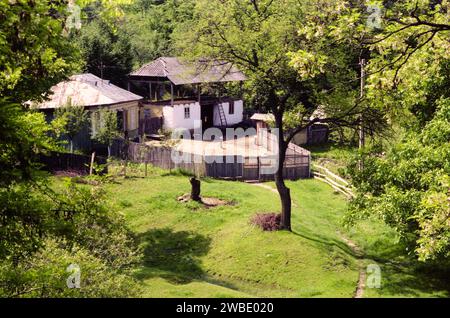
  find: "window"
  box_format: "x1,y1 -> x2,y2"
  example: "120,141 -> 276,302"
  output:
229,101 -> 234,115
184,106 -> 190,119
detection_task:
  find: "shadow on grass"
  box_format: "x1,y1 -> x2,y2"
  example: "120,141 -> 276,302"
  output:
295,227 -> 450,297
161,168 -> 195,177
292,229 -> 359,259
372,262 -> 450,297
135,228 -> 212,284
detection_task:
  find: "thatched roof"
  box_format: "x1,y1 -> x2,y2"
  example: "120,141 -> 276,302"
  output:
36,73 -> 143,109
129,57 -> 247,85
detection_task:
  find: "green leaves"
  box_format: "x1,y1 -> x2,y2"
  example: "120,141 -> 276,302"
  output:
347,100 -> 450,261
288,50 -> 328,80
54,102 -> 89,152
91,108 -> 120,154
0,0 -> 80,103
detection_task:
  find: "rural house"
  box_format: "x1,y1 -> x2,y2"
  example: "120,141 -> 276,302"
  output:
35,73 -> 143,152
251,108 -> 329,146
127,57 -> 247,136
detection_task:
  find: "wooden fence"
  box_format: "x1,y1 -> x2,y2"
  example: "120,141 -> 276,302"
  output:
118,140 -> 310,181
39,152 -> 107,175
312,164 -> 354,198
139,117 -> 163,136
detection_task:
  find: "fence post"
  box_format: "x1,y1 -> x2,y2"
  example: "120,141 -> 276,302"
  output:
145,161 -> 148,177
89,152 -> 96,175
257,156 -> 261,182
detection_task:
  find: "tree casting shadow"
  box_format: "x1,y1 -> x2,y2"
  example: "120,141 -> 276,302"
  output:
136,228 -> 212,284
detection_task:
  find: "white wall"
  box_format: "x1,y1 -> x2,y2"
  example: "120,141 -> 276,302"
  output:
163,102 -> 201,131
213,100 -> 243,126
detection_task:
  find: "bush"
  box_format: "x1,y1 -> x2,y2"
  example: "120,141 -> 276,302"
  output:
0,178 -> 142,297
250,213 -> 281,231
0,240 -> 141,298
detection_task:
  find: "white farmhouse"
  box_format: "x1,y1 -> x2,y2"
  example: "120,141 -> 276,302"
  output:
128,57 -> 246,136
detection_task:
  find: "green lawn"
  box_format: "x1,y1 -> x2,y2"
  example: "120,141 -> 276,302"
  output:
304,143 -> 356,176
60,165 -> 449,298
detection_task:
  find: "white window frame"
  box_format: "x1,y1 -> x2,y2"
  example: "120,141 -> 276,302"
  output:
184,106 -> 190,119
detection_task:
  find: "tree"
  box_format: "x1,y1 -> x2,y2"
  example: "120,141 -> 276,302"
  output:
364,0 -> 450,127
75,18 -> 133,87
92,108 -> 120,157
346,98 -> 450,262
122,0 -> 179,67
0,1 -> 140,296
54,102 -> 89,153
174,0 -> 385,230
0,0 -> 80,104
308,0 -> 450,127
315,0 -> 450,263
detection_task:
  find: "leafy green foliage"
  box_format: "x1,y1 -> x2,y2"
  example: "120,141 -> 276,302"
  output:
54,102 -> 89,153
0,178 -> 142,297
91,108 -> 120,156
0,239 -> 141,298
0,100 -> 62,186
75,18 -> 133,87
0,0 -> 80,103
347,99 -> 450,262
56,180 -> 141,270
0,0 -> 140,298
122,0 -> 194,67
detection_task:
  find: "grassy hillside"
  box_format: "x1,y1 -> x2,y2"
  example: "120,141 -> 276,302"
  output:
55,165 -> 449,298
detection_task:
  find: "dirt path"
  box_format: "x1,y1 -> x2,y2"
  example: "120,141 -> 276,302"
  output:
339,233 -> 366,298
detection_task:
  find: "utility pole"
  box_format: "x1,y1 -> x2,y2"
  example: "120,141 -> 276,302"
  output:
100,61 -> 104,80
359,58 -> 365,149
359,58 -> 366,171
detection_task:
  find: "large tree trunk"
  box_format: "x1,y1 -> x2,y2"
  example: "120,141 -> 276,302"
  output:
272,106 -> 292,231
190,177 -> 201,201
275,138 -> 291,231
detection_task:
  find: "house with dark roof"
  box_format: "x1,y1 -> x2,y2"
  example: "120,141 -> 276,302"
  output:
34,73 -> 143,152
128,57 -> 246,136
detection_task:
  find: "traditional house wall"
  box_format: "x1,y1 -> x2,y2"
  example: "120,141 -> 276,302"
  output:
162,102 -> 201,131
213,100 -> 243,126
90,100 -> 140,139
292,129 -> 308,145
291,124 -> 329,146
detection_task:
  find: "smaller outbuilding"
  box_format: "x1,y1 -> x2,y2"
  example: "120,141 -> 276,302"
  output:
34,73 -> 143,152
251,108 -> 329,146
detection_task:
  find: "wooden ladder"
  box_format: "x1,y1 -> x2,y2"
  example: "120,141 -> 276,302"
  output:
217,104 -> 228,127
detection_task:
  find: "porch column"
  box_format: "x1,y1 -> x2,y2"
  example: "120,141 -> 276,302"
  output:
149,82 -> 152,101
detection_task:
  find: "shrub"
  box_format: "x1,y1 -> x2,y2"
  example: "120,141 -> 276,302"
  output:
0,240 -> 141,298
250,213 -> 281,231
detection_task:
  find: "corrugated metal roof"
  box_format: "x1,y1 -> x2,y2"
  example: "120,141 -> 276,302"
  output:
250,113 -> 275,122
37,73 -> 143,109
129,57 -> 247,85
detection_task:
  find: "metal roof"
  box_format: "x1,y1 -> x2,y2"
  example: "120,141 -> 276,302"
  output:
250,113 -> 275,122
129,57 -> 247,85
36,73 -> 143,109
